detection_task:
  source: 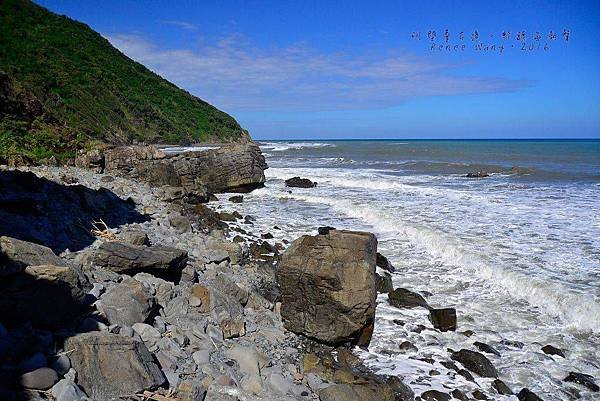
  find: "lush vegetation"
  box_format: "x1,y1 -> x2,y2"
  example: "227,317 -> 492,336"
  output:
0,0 -> 245,163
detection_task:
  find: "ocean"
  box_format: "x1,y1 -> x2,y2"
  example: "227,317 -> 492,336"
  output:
214,139 -> 600,400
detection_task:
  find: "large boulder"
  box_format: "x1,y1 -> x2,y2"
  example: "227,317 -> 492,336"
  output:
0,264 -> 85,328
103,142 -> 267,195
64,333 -> 164,400
388,288 -> 429,309
93,242 -> 187,280
0,236 -> 64,276
97,277 -> 156,326
276,229 -> 377,346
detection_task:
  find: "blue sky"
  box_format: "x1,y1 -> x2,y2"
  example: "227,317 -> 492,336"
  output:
37,0 -> 600,139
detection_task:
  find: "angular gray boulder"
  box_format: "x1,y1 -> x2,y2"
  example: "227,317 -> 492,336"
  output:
0,236 -> 63,276
97,277 -> 156,326
276,229 -> 377,346
93,241 -> 187,279
64,333 -> 164,400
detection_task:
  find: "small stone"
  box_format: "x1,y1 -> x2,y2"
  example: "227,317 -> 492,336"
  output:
492,379 -> 513,395
228,195 -> 243,203
472,389 -> 488,400
51,355 -> 71,377
20,367 -> 59,390
541,344 -> 565,358
132,323 -> 161,351
429,308 -> 457,331
421,390 -> 451,401
517,388 -> 544,401
451,389 -> 469,401
451,349 -> 498,378
399,341 -> 418,353
192,350 -> 210,366
267,372 -> 291,395
241,373 -> 263,394
474,341 -> 501,356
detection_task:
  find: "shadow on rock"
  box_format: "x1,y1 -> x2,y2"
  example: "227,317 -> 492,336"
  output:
0,170 -> 150,253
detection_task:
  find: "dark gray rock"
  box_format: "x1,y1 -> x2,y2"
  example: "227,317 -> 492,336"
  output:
564,372 -> 598,392
388,288 -> 429,309
50,355 -> 71,377
517,388 -> 544,401
474,341 -> 501,356
451,349 -> 498,378
93,241 -> 187,279
64,332 -> 164,401
228,195 -> 243,203
19,367 -> 59,390
465,171 -> 490,178
421,390 -> 451,401
276,230 -> 377,346
376,252 -> 395,273
429,308 -> 457,331
492,379 -> 513,395
51,378 -> 90,401
0,236 -> 63,276
98,277 -> 156,326
285,177 -> 317,188
375,272 -> 393,293
541,344 -> 565,358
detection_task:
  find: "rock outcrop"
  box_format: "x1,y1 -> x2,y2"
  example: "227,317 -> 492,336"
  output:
65,333 -> 165,400
451,349 -> 498,378
93,241 -> 188,280
96,142 -> 267,197
0,236 -> 64,276
276,229 -> 377,346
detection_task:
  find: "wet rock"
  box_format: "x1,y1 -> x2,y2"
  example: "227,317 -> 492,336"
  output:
564,372 -> 599,392
472,389 -> 488,400
386,376 -> 415,401
97,277 -> 156,326
501,339 -> 524,348
458,369 -> 475,382
375,272 -> 394,293
399,341 -> 418,353
541,344 -> 565,358
465,171 -> 490,178
429,308 -> 457,331
65,332 -> 164,400
19,367 -> 59,390
228,195 -> 243,203
517,388 -> 544,401
0,236 -> 63,276
421,390 -> 451,401
451,349 -> 498,378
317,226 -> 336,235
376,252 -> 395,273
493,379 -> 513,395
93,241 -> 187,280
474,341 -> 501,356
0,264 -> 85,329
451,389 -> 469,401
388,288 -> 429,309
285,176 -> 317,188
276,229 -> 377,346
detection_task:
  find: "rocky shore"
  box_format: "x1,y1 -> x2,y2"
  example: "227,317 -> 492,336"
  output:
0,144 -> 596,401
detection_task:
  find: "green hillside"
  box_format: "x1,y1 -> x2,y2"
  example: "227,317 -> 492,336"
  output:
0,0 -> 246,163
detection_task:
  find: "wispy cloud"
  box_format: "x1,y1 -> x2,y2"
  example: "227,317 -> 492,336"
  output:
162,20 -> 198,31
107,33 -> 529,112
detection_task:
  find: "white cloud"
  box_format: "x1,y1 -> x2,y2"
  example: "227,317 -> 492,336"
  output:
107,33 -> 529,112
162,20 -> 198,31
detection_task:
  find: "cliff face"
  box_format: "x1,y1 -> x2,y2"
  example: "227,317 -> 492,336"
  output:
0,0 -> 247,164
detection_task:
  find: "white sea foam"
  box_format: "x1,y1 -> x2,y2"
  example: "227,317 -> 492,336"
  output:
259,141 -> 336,152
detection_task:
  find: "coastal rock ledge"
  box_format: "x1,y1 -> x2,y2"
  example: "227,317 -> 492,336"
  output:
276,229 -> 377,346
76,141 -> 268,198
